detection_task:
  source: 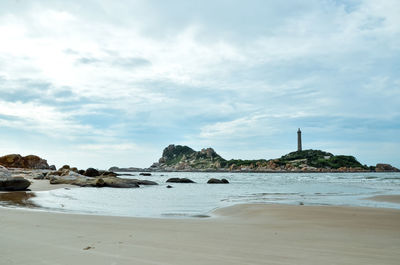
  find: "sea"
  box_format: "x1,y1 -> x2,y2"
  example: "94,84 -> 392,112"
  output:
15,172 -> 400,218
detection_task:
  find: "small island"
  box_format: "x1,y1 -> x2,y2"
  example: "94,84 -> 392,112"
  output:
138,144 -> 398,173
110,130 -> 399,173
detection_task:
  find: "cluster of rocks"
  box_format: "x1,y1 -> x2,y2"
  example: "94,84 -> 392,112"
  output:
46,165 -> 157,188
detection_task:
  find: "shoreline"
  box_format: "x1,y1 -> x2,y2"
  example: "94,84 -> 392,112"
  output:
1,203 -> 399,265
1,176 -> 400,218
115,169 -> 400,173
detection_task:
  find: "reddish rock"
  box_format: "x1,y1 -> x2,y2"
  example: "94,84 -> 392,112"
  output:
0,154 -> 50,169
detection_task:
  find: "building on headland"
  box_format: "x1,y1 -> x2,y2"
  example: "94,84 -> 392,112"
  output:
297,128 -> 302,151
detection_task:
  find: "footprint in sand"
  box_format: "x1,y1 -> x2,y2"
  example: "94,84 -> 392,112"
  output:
83,246 -> 94,250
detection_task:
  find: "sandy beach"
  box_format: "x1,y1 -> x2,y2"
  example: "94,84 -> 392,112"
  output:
0,203 -> 399,265
1,175 -> 400,264
28,179 -> 75,191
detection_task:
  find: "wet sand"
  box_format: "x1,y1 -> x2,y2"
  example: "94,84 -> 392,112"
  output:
0,177 -> 74,207
0,204 -> 399,265
367,195 -> 400,204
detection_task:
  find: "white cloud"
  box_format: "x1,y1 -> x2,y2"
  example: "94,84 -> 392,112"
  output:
0,100 -> 92,138
0,0 -> 399,167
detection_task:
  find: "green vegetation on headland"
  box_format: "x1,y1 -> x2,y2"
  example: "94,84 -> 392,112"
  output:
147,144 -> 399,172
276,150 -> 367,169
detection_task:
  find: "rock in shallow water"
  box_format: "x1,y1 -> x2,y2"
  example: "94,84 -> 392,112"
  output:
207,178 -> 229,184
166,178 -> 195,183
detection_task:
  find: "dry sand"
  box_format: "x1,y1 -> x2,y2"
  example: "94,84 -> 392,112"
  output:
1,203 -> 399,265
27,178 -> 75,191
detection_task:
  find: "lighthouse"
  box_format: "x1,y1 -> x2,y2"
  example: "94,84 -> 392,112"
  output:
297,128 -> 302,151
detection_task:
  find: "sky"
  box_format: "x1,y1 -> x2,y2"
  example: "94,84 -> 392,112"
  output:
0,0 -> 399,169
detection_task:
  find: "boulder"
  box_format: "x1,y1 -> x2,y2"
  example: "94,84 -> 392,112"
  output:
32,172 -> 47,180
207,178 -> 229,184
139,172 -> 152,176
84,168 -> 100,177
49,165 -> 57,170
101,177 -> 140,188
0,176 -> 31,191
0,154 -> 50,169
166,178 -> 195,183
130,179 -> 158,185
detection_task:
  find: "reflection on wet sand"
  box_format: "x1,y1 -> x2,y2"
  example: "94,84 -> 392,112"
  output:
0,192 -> 38,208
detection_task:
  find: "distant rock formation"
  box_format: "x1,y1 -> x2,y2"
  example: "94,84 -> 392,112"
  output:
148,145 -> 377,172
108,166 -> 145,172
0,154 -> 50,169
150,144 -> 225,171
375,163 -> 400,172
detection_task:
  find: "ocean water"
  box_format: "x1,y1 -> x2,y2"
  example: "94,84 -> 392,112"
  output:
29,172 -> 400,218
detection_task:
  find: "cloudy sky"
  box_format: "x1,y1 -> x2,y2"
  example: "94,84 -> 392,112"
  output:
0,0 -> 399,169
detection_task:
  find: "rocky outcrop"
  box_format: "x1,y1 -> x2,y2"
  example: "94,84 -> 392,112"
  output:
0,166 -> 31,191
166,178 -> 195,183
0,154 -> 50,169
149,145 -> 374,172
151,144 -> 226,171
207,178 -> 229,184
375,164 -> 400,172
108,167 -> 144,172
